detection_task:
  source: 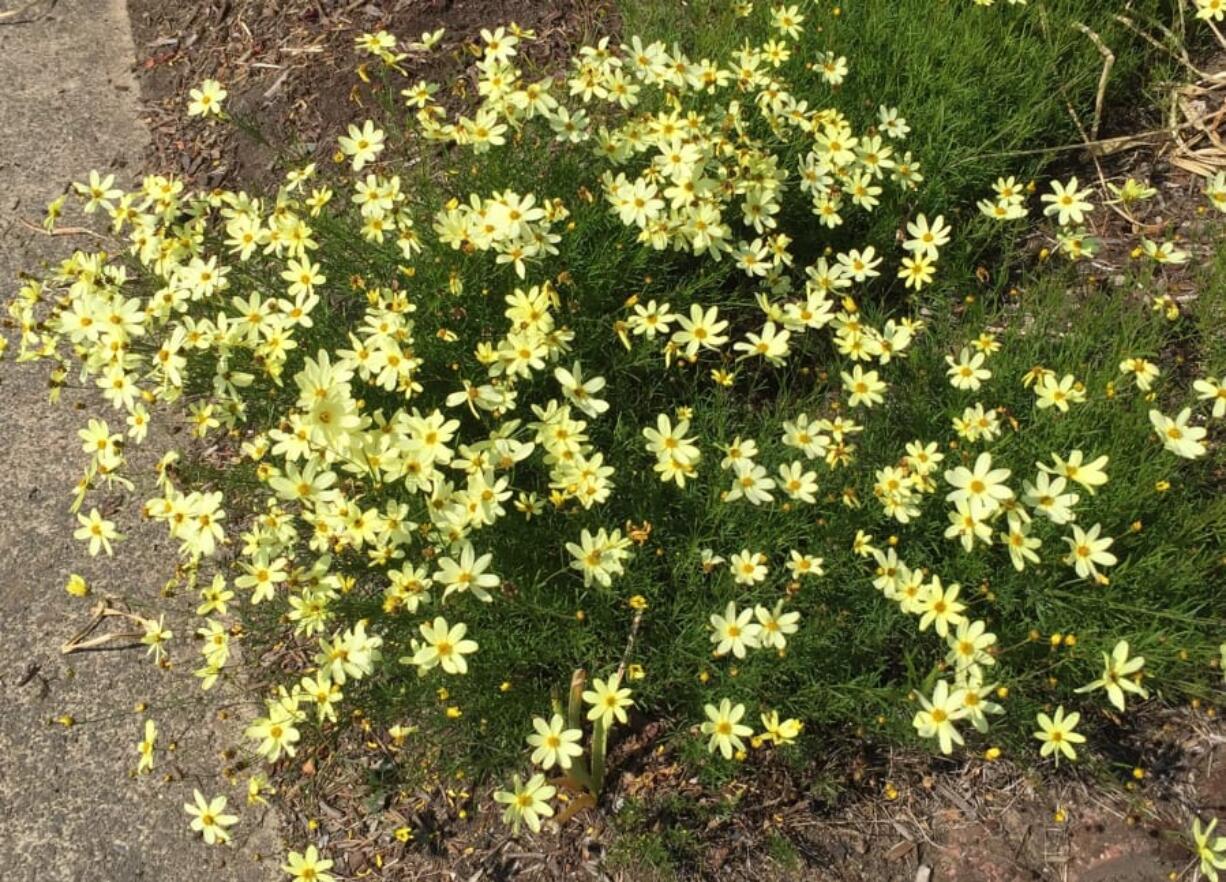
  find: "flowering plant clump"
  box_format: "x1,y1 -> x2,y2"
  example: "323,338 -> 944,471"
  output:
4,1 -> 1226,861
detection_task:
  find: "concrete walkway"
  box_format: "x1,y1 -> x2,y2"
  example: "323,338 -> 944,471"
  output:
0,2 -> 279,880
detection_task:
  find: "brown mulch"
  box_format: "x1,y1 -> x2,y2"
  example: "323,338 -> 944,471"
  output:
1026,48 -> 1226,291
126,0 -> 616,190
264,700 -> 1225,881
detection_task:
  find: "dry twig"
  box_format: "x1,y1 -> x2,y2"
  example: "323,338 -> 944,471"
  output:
61,599 -> 148,654
17,217 -> 108,240
1074,23 -> 1115,142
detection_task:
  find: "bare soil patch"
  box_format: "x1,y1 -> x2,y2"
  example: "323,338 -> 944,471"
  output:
126,0 -> 615,189
262,701 -> 1223,881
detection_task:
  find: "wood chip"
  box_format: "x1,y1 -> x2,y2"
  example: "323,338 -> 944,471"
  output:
886,839 -> 916,861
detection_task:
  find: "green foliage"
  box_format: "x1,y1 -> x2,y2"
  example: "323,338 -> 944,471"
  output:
11,0 -> 1222,818
178,0 -> 1221,782
625,0 -> 1178,190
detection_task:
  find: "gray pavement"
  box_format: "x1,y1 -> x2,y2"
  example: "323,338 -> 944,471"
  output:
0,2 -> 280,880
